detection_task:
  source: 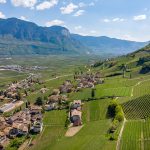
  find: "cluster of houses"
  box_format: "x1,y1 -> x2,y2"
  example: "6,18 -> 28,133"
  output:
69,100 -> 82,126
44,72 -> 103,111
0,74 -> 44,113
76,72 -> 103,90
45,89 -> 68,111
0,65 -> 48,72
0,105 -> 43,147
59,80 -> 74,93
0,74 -> 41,100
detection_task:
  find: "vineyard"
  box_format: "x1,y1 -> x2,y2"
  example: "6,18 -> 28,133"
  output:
96,87 -> 132,97
133,80 -> 150,98
122,95 -> 150,119
120,119 -> 150,150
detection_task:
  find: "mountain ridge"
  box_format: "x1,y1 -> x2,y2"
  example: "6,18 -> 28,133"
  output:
0,18 -> 148,56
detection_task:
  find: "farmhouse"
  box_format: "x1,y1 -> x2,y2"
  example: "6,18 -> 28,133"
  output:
46,94 -> 68,110
31,121 -> 43,133
29,105 -> 43,133
40,88 -> 49,94
70,100 -> 82,126
52,89 -> 60,95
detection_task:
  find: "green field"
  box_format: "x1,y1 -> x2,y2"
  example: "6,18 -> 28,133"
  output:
0,70 -> 28,89
120,119 -> 150,150
30,98 -> 116,150
30,110 -> 66,150
96,87 -> 132,97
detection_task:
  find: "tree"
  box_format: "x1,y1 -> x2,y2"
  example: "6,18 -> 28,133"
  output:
91,88 -> 96,98
35,97 -> 43,106
115,112 -> 124,122
108,100 -> 118,117
120,64 -> 127,78
130,73 -> 132,79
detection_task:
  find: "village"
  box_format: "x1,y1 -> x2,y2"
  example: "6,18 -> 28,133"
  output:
0,72 -> 103,149
0,65 -> 48,72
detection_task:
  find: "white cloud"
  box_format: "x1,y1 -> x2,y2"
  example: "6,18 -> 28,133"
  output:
103,19 -> 110,23
112,18 -> 125,22
45,19 -> 64,27
133,15 -> 147,21
0,0 -> 6,4
103,18 -> 125,23
20,16 -> 29,21
73,10 -> 85,17
11,0 -> 37,8
0,11 -> 5,19
36,0 -> 58,10
74,25 -> 82,30
60,3 -> 78,14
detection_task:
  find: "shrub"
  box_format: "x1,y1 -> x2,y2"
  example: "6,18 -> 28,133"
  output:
10,138 -> 24,149
115,112 -> 124,122
109,133 -> 117,141
115,105 -> 122,114
35,97 -> 43,106
109,119 -> 119,133
65,117 -> 70,128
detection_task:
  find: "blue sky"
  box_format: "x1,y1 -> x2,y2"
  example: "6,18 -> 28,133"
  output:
0,0 -> 150,41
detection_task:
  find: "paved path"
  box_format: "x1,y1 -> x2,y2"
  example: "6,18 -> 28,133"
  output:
116,117 -> 127,150
45,74 -> 73,81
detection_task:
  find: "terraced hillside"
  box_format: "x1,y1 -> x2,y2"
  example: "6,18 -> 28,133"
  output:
92,43 -> 150,78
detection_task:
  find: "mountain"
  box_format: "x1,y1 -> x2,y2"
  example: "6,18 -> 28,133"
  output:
71,34 -> 148,55
0,18 -> 148,56
0,18 -> 90,55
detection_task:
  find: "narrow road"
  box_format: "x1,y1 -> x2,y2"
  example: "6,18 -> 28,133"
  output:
116,117 -> 127,150
45,74 -> 73,81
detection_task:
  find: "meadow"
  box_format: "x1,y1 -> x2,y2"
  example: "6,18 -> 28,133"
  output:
30,98 -> 116,150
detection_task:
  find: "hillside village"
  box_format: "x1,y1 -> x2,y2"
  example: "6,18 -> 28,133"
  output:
0,71 -> 103,149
